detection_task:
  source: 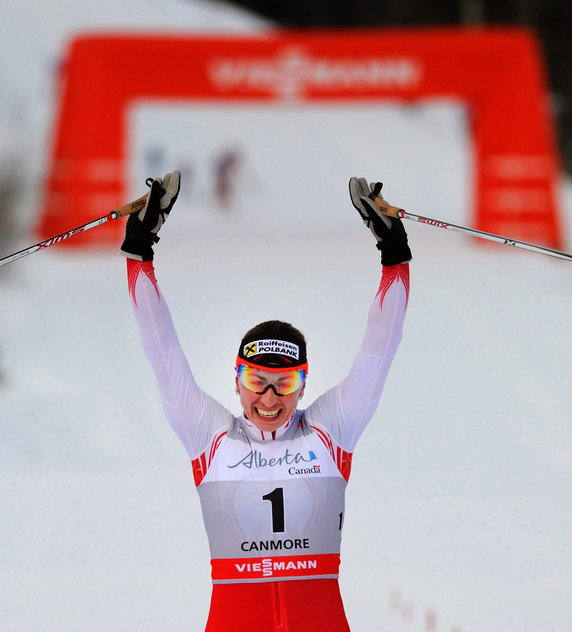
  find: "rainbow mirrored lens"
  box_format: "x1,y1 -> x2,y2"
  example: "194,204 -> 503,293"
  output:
237,364 -> 306,396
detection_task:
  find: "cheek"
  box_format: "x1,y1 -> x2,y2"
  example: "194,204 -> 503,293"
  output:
237,387 -> 255,411
283,393 -> 301,414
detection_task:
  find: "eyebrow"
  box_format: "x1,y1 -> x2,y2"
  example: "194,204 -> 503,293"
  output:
253,373 -> 292,383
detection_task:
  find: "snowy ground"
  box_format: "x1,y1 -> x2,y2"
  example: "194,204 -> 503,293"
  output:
1,165 -> 571,632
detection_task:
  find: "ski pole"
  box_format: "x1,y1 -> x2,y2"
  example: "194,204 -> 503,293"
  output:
0,192 -> 149,268
374,196 -> 572,262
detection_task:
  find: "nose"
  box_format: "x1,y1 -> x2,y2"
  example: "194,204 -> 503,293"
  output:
258,385 -> 281,405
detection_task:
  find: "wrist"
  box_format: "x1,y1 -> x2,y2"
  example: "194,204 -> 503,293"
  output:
376,241 -> 412,266
120,237 -> 154,261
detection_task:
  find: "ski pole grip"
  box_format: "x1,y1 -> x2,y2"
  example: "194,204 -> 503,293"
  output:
113,193 -> 149,218
373,196 -> 402,218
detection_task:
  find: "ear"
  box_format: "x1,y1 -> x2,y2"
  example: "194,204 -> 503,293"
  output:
298,384 -> 306,400
235,376 -> 240,395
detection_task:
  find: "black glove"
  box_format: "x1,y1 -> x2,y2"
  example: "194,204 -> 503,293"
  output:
120,171 -> 181,261
349,177 -> 412,266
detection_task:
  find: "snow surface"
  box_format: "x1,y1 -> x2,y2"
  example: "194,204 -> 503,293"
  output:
2,3 -> 572,632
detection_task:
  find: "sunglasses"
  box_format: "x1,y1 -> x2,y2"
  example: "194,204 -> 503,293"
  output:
236,364 -> 306,397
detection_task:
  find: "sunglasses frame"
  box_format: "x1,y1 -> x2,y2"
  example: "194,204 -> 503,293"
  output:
236,364 -> 307,397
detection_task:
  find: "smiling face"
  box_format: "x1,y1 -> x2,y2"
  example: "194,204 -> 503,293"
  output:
236,366 -> 306,432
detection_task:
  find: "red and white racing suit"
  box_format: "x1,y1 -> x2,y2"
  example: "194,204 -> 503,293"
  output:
127,259 -> 409,631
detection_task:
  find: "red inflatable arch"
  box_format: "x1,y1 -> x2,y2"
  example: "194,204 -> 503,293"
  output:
38,28 -> 563,247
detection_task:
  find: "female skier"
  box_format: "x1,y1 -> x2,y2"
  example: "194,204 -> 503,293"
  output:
121,171 -> 411,631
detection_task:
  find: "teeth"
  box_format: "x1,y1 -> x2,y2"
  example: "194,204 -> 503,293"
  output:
256,408 -> 280,419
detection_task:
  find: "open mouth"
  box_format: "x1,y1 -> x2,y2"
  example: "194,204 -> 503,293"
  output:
255,407 -> 281,419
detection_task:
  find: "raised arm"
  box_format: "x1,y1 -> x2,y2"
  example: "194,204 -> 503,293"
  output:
121,172 -> 232,458
305,179 -> 411,450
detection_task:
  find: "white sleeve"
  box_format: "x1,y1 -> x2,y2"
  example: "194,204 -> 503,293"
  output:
305,263 -> 409,451
126,259 -> 233,459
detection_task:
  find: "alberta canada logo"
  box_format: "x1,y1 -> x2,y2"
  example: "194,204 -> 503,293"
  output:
228,448 -> 321,475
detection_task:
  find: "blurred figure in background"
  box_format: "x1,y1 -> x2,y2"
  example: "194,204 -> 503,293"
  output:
213,146 -> 242,208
